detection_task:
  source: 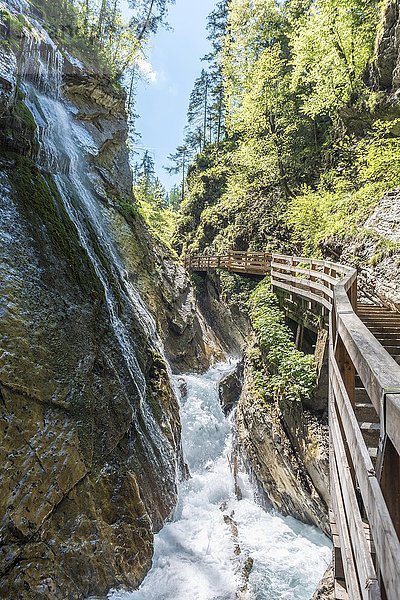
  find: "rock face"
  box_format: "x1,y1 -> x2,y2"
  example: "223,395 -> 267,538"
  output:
196,273 -> 250,358
0,43 -> 16,116
371,0 -> 400,91
312,565 -> 334,600
236,359 -> 330,534
218,359 -> 244,415
332,189 -> 400,310
62,71 -> 221,373
0,7 -> 218,599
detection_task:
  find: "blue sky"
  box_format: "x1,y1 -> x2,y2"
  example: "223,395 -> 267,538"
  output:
132,0 -> 216,190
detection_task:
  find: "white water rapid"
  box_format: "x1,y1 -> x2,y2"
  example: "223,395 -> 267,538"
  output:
110,363 -> 331,600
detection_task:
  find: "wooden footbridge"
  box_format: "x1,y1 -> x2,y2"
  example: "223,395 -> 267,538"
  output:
186,251 -> 400,600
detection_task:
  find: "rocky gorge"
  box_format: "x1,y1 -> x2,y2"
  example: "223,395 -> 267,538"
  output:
0,2 -> 225,597
3,0 -> 400,599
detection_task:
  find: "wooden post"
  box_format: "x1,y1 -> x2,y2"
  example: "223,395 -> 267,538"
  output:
349,279 -> 358,312
335,334 -> 356,408
380,435 -> 400,538
295,323 -> 304,350
378,432 -> 400,599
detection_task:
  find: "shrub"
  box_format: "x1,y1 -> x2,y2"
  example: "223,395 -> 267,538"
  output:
248,278 -> 317,403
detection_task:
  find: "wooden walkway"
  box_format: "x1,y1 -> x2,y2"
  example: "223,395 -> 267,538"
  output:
186,251 -> 400,600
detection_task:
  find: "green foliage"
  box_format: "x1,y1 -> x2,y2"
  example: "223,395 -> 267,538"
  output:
132,150 -> 176,245
137,195 -> 176,246
287,128 -> 400,255
8,0 -> 174,80
170,0 -> 396,265
290,0 -> 381,118
248,278 -> 317,404
218,271 -> 259,311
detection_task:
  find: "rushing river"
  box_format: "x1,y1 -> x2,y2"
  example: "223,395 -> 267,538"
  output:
110,363 -> 331,600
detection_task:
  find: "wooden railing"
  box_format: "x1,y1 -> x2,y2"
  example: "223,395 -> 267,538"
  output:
186,252 -> 400,600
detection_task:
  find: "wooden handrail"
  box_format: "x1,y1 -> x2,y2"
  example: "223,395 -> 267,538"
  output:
186,251 -> 400,599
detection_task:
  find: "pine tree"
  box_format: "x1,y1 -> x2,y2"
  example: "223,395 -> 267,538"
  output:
203,0 -> 228,145
186,70 -> 210,153
168,184 -> 182,211
165,145 -> 190,203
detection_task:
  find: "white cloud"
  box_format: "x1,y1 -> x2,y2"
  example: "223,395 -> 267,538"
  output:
137,57 -> 158,83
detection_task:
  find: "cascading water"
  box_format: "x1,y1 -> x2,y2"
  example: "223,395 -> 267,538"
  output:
110,363 -> 331,600
9,2 -> 179,483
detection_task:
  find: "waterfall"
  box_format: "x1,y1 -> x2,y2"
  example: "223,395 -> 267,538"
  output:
109,363 -> 331,600
5,0 -> 63,97
12,7 -> 179,483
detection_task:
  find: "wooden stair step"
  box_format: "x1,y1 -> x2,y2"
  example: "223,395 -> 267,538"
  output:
362,521 -> 376,555
371,332 -> 400,340
366,326 -> 400,332
355,387 -> 370,402
360,316 -> 400,322
359,421 -> 380,431
368,446 -> 378,466
357,303 -> 397,312
359,422 -> 380,446
355,403 -> 379,423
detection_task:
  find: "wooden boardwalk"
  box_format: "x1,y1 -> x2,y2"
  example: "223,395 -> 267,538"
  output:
186,251 -> 400,600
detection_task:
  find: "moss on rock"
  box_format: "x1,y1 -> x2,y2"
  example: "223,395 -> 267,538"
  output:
8,154 -> 101,295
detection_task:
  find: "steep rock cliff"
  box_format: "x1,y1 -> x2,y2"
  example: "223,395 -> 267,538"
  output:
0,4 -> 219,598
236,358 -> 330,534
371,0 -> 400,92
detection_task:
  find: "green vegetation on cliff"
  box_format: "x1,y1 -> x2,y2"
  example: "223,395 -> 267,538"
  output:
14,0 -> 174,78
166,0 -> 400,260
133,151 -> 177,246
248,278 -> 316,404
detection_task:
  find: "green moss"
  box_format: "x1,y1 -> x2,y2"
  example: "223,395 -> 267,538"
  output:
12,100 -> 37,133
0,87 -> 38,156
119,200 -> 140,221
8,155 -> 100,295
147,352 -> 169,425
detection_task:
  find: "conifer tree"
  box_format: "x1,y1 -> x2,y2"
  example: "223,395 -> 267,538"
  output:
165,145 -> 190,203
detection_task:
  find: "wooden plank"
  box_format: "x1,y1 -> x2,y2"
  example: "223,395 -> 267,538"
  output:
334,335 -> 356,407
271,270 -> 334,299
272,253 -> 353,274
329,358 -> 375,477
336,310 -> 400,421
271,277 -> 332,310
331,451 -> 363,600
271,261 -> 339,286
331,370 -> 400,597
335,579 -> 350,600
331,509 -> 346,581
385,393 -> 400,467
330,400 -> 381,599
379,434 -> 400,541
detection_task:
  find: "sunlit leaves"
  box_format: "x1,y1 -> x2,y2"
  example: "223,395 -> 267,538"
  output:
290,0 -> 382,118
